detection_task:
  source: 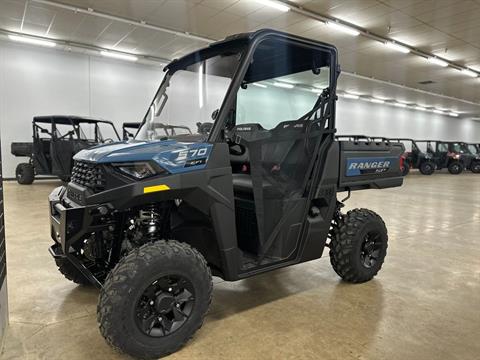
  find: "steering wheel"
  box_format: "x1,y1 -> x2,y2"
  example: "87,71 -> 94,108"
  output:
103,138 -> 115,143
226,137 -> 246,156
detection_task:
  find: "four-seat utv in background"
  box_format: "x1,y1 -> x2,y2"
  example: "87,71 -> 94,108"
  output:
48,29 -> 404,359
11,115 -> 120,184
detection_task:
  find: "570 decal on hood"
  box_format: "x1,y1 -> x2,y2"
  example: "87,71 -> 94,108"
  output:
346,157 -> 397,176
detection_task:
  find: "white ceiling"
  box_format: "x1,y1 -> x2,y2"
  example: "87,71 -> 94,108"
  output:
0,0 -> 479,116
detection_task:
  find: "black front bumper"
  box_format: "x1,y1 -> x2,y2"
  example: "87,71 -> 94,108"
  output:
48,185 -> 103,287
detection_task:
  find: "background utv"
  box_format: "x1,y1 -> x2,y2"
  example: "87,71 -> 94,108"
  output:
11,115 -> 120,184
48,29 -> 404,359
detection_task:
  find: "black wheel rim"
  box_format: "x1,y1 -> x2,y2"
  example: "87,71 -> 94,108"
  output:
360,231 -> 383,268
135,275 -> 195,337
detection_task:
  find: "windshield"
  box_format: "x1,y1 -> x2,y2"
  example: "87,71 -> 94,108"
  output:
468,144 -> 479,154
136,50 -> 243,141
78,122 -> 119,142
451,142 -> 468,153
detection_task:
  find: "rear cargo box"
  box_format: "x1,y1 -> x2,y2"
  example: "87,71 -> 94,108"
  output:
337,136 -> 404,191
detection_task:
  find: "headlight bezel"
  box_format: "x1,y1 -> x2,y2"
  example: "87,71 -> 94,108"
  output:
112,161 -> 166,180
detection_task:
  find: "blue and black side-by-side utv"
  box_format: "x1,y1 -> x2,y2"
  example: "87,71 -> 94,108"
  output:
48,29 -> 404,359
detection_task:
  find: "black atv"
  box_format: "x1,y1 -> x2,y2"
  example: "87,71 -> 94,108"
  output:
432,140 -> 475,175
386,138 -> 436,175
48,29 -> 404,359
466,143 -> 480,173
11,116 -> 120,184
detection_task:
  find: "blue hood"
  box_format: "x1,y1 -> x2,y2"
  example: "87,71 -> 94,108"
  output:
74,140 -> 213,174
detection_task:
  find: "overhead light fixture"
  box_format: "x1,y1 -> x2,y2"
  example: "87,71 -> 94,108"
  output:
252,83 -> 267,88
326,21 -> 360,36
255,0 -> 290,12
8,34 -> 56,47
461,68 -> 478,77
448,112 -> 459,117
415,106 -> 427,111
394,102 -> 407,108
433,109 -> 444,114
341,93 -> 359,100
273,81 -> 294,89
427,57 -> 448,67
100,50 -> 138,62
385,41 -> 410,54
370,98 -> 385,104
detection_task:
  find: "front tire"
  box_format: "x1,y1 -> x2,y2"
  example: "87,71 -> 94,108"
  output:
329,209 -> 388,283
471,161 -> 480,173
15,163 -> 34,184
448,161 -> 463,175
419,161 -> 435,175
97,240 -> 212,359
401,162 -> 410,176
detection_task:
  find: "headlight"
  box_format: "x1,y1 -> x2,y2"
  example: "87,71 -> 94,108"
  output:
113,162 -> 161,179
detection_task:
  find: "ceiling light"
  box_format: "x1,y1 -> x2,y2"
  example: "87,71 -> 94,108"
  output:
255,0 -> 290,12
448,112 -> 459,117
253,83 -> 267,88
326,21 -> 360,36
461,68 -> 478,77
341,93 -> 359,100
8,34 -> 56,47
100,50 -> 138,62
385,41 -> 410,54
427,57 -> 448,67
433,109 -> 444,114
273,81 -> 294,89
370,98 -> 385,104
415,106 -> 427,111
394,102 -> 407,108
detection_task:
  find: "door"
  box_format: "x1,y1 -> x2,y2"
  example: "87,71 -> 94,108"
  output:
436,142 -> 449,167
229,36 -> 334,266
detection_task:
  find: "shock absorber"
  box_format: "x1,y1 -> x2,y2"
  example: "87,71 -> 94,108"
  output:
139,202 -> 172,241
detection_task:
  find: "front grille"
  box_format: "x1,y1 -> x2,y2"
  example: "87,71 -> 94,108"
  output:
71,161 -> 106,193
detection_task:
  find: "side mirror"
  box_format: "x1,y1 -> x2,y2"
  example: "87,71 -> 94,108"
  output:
211,109 -> 219,120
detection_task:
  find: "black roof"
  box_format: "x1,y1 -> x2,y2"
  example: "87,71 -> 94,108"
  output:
33,115 -> 114,125
165,29 -> 338,81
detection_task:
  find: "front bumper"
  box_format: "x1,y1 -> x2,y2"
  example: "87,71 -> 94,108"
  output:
48,185 -> 104,287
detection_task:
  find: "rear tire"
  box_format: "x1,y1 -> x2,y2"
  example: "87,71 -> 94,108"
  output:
97,240 -> 212,359
471,161 -> 480,173
329,208 -> 388,283
448,161 -> 463,175
15,163 -> 35,184
419,161 -> 435,175
55,258 -> 91,285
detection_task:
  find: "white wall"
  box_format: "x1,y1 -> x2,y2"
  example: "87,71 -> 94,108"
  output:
336,97 -> 480,142
1,40 -> 480,178
0,41 -> 163,177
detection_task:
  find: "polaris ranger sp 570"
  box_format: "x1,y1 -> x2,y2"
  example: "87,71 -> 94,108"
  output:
48,30 -> 403,359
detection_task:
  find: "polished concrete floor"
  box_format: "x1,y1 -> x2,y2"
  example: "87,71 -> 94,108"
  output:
1,172 -> 479,359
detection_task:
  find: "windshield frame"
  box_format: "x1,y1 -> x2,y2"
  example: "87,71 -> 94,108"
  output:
135,40 -> 248,142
